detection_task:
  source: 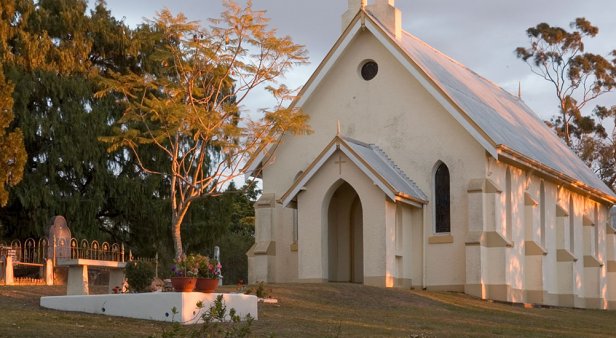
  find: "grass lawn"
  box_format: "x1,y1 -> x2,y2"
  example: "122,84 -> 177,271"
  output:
1,283 -> 616,337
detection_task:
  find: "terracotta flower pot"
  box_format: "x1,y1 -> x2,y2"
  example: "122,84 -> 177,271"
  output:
196,278 -> 219,293
171,277 -> 197,292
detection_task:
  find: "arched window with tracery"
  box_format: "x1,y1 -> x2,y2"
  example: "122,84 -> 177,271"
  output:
435,163 -> 451,233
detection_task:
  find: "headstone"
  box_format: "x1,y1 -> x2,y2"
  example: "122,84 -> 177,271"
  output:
47,216 -> 72,260
214,246 -> 220,260
214,246 -> 222,286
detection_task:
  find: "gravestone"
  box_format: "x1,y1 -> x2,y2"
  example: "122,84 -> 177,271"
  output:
46,216 -> 72,285
47,216 -> 72,259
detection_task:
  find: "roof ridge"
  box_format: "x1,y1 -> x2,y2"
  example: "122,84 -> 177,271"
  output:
341,135 -> 372,148
366,11 -> 524,106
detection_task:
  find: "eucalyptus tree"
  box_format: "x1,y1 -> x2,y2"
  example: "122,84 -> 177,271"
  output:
516,18 -> 616,191
98,1 -> 310,260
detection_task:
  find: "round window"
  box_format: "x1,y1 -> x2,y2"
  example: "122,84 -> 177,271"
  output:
360,60 -> 378,81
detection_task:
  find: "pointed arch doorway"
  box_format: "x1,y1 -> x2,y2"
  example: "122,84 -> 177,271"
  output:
327,181 -> 363,283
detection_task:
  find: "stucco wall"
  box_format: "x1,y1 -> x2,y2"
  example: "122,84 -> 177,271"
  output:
487,159 -> 611,307
296,152 -> 389,284
260,30 -> 487,287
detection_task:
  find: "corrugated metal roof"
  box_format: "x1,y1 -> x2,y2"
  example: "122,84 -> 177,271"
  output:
343,136 -> 428,202
366,10 -> 614,198
279,135 -> 427,207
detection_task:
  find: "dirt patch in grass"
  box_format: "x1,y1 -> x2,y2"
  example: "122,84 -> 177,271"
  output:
1,283 -> 616,337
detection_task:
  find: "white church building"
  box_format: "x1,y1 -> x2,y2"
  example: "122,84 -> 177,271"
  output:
246,0 -> 616,309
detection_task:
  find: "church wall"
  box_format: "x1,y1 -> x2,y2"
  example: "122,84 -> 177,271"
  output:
395,204 -> 423,288
273,206 -> 298,283
253,23 -> 615,309
261,30 -> 487,289
486,160 -> 612,308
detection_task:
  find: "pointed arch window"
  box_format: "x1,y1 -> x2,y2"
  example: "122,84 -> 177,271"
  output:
435,163 -> 451,233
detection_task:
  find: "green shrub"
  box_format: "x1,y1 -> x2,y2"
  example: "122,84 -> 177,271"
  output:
218,231 -> 253,285
125,260 -> 155,292
161,295 -> 253,337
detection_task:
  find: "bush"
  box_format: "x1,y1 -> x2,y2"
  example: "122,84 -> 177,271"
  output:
219,232 -> 253,285
125,260 -> 155,292
161,295 -> 253,337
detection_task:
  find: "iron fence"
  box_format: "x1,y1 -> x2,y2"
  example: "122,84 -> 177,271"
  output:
0,237 -> 127,265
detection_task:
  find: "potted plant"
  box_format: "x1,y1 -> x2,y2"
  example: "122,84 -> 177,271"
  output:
170,254 -> 199,292
196,255 -> 222,293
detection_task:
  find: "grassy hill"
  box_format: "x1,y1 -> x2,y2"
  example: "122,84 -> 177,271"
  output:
1,283 -> 615,337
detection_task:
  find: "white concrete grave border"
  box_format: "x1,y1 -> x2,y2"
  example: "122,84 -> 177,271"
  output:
40,292 -> 258,324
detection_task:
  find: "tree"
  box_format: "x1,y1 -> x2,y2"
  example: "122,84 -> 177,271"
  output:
516,18 -> 616,190
593,105 -> 616,189
97,1 -> 310,260
0,2 -> 27,208
0,71 -> 26,208
182,182 -> 258,284
0,0 -> 172,249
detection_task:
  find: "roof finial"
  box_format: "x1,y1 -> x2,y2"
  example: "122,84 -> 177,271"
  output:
337,120 -> 341,136
518,81 -> 522,99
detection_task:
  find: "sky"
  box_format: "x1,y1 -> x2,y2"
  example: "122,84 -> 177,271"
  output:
100,0 -> 616,121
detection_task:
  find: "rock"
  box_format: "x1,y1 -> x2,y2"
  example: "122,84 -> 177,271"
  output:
150,277 -> 165,292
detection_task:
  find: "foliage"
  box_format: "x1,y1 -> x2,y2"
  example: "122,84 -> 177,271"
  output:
0,0 -> 172,248
97,1 -> 310,260
173,254 -> 200,277
161,295 -> 253,338
244,281 -> 269,299
0,3 -> 28,208
220,184 -> 257,284
516,18 -> 616,190
125,260 -> 155,292
197,255 -> 222,279
182,182 -> 257,284
216,229 -> 253,285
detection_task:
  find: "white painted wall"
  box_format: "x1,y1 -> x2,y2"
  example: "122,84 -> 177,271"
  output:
262,29 -> 486,288
252,15 -> 615,309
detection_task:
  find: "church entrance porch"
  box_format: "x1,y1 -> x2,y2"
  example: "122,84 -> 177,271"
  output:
276,136 -> 427,288
327,181 -> 363,283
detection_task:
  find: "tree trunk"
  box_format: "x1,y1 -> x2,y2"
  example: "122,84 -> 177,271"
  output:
560,103 -> 571,147
172,216 -> 184,261
171,201 -> 192,261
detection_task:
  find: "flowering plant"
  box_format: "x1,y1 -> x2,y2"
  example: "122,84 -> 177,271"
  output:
172,254 -> 199,277
197,255 -> 223,279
